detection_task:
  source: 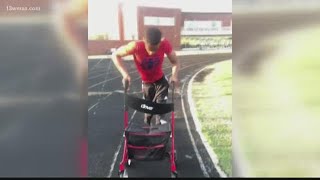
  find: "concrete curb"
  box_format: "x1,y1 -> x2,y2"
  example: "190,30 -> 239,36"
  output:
187,61 -> 230,177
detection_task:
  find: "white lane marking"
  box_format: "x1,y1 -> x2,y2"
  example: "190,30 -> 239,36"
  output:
91,62 -> 122,175
107,110 -> 137,178
181,78 -> 210,178
88,93 -> 112,112
101,60 -> 113,90
88,72 -> 108,80
107,137 -> 124,178
188,65 -> 228,177
88,68 -> 108,76
88,76 -> 120,89
88,102 -> 99,112
88,91 -> 142,97
89,61 -> 114,89
90,60 -> 113,112
130,110 -> 137,120
89,58 -> 104,71
88,92 -> 113,96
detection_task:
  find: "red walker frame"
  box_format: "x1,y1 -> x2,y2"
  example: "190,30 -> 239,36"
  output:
118,80 -> 178,178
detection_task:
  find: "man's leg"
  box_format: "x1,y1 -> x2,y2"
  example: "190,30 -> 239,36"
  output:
142,82 -> 155,125
153,77 -> 169,125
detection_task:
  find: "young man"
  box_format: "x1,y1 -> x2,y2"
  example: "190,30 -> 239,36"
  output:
112,27 -> 180,125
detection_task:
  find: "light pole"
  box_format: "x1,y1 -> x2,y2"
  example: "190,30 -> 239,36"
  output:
118,1 -> 125,43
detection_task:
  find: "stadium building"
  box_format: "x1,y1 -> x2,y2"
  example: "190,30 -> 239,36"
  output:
88,5 -> 232,55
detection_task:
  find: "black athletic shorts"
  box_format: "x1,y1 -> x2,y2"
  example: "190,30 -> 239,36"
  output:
142,75 -> 169,103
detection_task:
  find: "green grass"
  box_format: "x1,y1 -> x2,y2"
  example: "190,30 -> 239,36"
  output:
191,60 -> 232,176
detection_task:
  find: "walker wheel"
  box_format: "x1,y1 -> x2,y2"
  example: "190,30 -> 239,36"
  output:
171,171 -> 178,178
119,170 -> 128,178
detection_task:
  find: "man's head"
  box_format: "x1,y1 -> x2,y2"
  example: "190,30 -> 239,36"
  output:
143,27 -> 162,55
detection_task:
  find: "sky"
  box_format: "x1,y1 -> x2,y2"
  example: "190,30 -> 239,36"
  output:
88,0 -> 232,39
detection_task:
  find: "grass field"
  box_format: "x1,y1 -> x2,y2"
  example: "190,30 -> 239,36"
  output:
191,60 -> 232,176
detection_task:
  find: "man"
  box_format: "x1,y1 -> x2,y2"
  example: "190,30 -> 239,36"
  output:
112,27 -> 180,125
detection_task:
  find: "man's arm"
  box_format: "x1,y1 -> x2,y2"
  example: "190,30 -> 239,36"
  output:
112,47 -> 130,78
167,51 -> 180,87
111,42 -> 135,88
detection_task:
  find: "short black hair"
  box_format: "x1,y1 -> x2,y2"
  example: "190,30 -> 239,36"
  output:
145,27 -> 162,45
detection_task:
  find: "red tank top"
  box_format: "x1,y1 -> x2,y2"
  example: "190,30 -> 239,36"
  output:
122,39 -> 173,83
